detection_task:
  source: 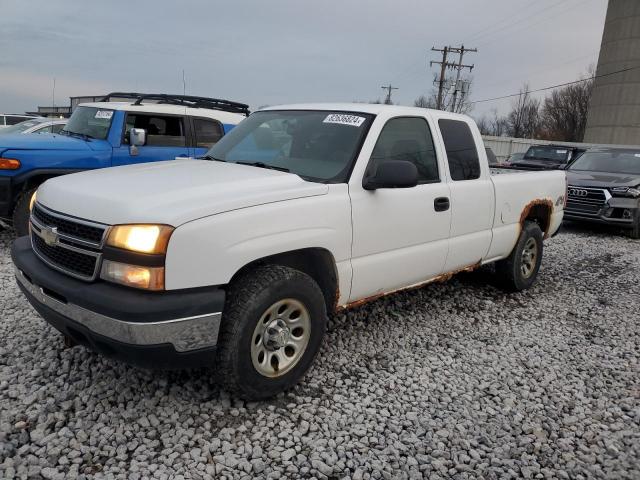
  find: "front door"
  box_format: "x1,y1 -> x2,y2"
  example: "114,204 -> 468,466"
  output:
112,112 -> 190,166
349,116 -> 451,301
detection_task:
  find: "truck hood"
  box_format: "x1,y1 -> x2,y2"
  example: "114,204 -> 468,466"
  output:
37,160 -> 329,226
0,133 -> 93,153
567,170 -> 640,188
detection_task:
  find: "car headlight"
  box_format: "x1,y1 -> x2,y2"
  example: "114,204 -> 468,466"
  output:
106,224 -> 174,254
610,186 -> 640,198
100,260 -> 164,290
29,191 -> 37,211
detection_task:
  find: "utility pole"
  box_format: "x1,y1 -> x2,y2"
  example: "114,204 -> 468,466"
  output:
448,45 -> 476,112
430,44 -> 477,111
430,47 -> 449,110
381,84 -> 398,104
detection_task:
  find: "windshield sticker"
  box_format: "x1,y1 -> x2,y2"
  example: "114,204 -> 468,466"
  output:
323,114 -> 366,127
95,110 -> 114,120
556,149 -> 568,154
635,154 -> 640,158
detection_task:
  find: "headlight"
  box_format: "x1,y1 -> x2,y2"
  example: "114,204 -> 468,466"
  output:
106,224 -> 174,254
610,186 -> 640,198
29,191 -> 37,211
100,260 -> 164,290
0,158 -> 21,170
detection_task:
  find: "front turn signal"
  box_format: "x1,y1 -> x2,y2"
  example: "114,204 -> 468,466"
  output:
0,158 -> 21,170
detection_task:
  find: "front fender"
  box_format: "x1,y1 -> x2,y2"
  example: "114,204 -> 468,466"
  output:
1,148 -> 112,180
164,186 -> 352,303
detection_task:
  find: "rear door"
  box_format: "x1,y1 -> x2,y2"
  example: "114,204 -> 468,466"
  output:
112,112 -> 190,166
438,118 -> 494,271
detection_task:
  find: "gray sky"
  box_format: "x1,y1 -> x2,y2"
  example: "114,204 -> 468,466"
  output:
0,0 -> 607,118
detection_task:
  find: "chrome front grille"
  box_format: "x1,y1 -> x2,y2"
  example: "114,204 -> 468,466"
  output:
30,204 -> 107,281
566,186 -> 610,215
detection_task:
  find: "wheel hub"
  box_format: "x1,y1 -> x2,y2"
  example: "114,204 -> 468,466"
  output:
263,319 -> 291,350
250,298 -> 312,378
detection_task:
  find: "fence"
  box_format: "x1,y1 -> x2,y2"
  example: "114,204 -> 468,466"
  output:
482,135 -> 640,162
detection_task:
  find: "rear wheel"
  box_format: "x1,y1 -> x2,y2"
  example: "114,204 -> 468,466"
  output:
495,221 -> 544,291
12,187 -> 36,237
629,215 -> 640,239
216,265 -> 327,399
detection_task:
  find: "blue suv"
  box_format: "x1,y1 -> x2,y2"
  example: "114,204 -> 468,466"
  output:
0,93 -> 249,235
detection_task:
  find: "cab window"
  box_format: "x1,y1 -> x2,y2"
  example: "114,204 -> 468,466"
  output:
439,119 -> 480,181
368,117 -> 439,183
125,114 -> 186,147
193,118 -> 223,148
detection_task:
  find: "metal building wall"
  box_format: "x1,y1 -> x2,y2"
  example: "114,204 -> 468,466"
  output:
584,0 -> 640,144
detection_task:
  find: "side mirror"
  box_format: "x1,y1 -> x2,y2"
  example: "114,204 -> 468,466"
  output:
363,160 -> 419,190
130,128 -> 146,146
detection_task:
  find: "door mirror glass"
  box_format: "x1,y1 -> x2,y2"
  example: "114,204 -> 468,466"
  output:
363,160 -> 419,190
130,128 -> 146,146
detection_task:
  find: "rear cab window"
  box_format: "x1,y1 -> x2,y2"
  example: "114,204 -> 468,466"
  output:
193,118 -> 223,148
439,119 -> 481,181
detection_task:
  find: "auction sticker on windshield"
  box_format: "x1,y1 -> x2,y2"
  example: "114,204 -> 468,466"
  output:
95,110 -> 114,119
323,114 -> 366,127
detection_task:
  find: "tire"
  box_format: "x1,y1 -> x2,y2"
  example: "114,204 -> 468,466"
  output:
628,216 -> 640,239
495,221 -> 544,292
12,187 -> 36,237
216,265 -> 327,400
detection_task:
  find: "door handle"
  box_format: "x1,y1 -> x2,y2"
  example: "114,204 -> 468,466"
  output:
434,197 -> 450,212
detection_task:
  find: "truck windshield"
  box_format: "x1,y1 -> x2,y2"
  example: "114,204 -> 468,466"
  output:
61,106 -> 114,140
205,110 -> 374,182
524,146 -> 570,162
569,151 -> 640,175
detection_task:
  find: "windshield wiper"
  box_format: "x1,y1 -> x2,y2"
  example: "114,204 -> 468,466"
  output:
236,161 -> 290,173
60,130 -> 94,141
199,155 -> 226,162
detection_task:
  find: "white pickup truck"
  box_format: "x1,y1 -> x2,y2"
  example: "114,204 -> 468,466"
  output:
12,104 -> 566,399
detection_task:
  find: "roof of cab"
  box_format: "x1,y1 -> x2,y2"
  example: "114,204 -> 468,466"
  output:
260,102 -> 472,121
77,102 -> 246,124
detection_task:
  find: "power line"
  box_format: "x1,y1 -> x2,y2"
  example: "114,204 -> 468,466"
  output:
471,65 -> 640,104
475,0 -> 589,48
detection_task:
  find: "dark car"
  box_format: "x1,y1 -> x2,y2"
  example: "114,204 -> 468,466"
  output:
565,147 -> 640,238
509,144 -> 586,170
485,146 -> 499,166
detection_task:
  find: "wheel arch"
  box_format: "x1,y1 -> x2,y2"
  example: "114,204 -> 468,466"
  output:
519,199 -> 553,239
228,247 -> 339,313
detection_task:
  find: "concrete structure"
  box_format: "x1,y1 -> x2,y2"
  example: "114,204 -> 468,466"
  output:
584,0 -> 640,144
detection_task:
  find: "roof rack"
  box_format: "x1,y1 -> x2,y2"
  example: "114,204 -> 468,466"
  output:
98,92 -> 250,116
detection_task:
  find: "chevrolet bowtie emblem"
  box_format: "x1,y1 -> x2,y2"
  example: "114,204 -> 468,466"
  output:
40,226 -> 59,246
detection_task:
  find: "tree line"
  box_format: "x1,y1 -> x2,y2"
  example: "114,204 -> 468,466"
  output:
411,69 -> 594,142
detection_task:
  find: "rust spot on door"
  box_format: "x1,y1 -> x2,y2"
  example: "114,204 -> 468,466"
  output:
337,261 -> 482,311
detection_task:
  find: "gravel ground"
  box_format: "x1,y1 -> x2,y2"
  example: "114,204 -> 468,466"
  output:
0,224 -> 639,480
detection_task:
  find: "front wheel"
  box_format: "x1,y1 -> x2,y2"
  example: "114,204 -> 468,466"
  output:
216,265 -> 327,399
495,221 -> 544,292
12,187 -> 36,237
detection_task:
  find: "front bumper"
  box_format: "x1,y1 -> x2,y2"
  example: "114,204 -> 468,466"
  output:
565,197 -> 639,229
11,236 -> 226,369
